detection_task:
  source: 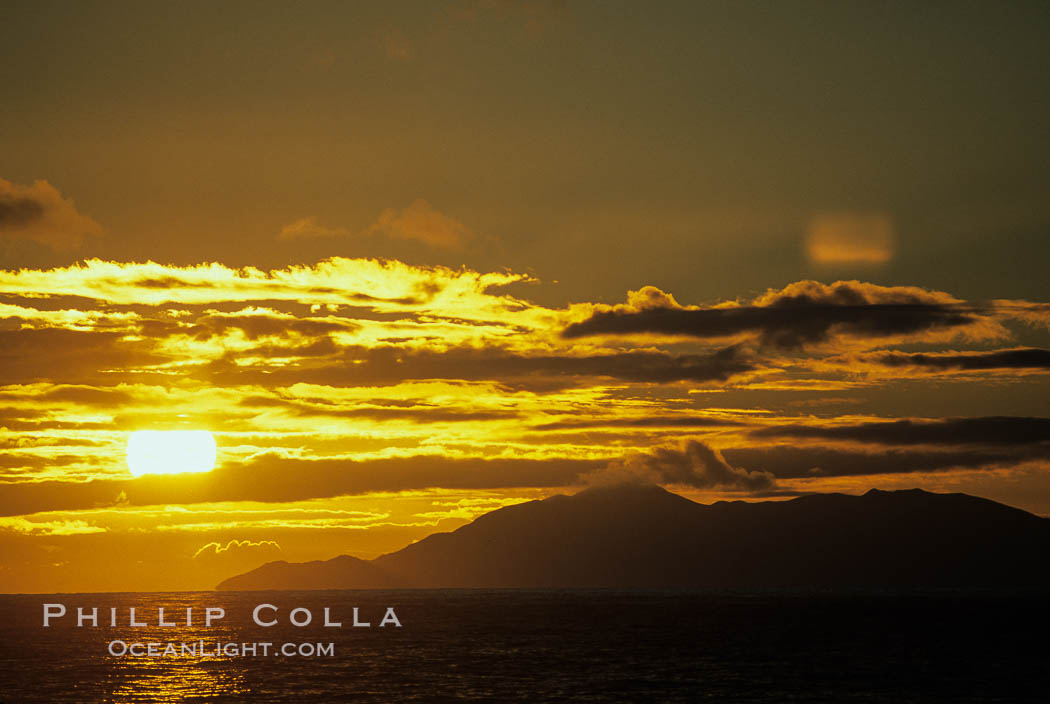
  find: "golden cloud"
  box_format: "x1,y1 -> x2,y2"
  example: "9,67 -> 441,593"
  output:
192,538 -> 281,558
277,201 -> 476,250
368,199 -> 475,249
277,216 -> 352,240
805,212 -> 894,265
0,516 -> 105,536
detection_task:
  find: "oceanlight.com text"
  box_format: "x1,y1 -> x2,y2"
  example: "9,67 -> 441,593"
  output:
107,640 -> 336,658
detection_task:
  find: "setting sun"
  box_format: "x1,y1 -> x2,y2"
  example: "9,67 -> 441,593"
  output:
126,431 -> 217,477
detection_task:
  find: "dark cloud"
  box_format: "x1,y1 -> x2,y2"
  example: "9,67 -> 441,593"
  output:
234,337 -> 342,359
0,436 -> 103,450
32,385 -> 137,407
0,329 -> 168,384
0,178 -> 101,250
132,310 -> 363,344
722,445 -> 1048,480
205,344 -> 757,387
0,455 -> 599,516
869,348 -> 1050,372
592,439 -> 776,492
0,194 -> 45,227
0,410 -> 111,432
0,407 -> 46,424
239,395 -> 521,423
131,277 -> 217,290
0,452 -> 106,474
750,416 -> 1050,447
532,416 -> 745,431
184,313 -> 358,341
563,280 -> 982,349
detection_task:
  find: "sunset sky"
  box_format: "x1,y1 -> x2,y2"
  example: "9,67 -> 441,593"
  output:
2,0 -> 1049,593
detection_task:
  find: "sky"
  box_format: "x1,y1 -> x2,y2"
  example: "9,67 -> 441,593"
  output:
1,0 -> 1049,593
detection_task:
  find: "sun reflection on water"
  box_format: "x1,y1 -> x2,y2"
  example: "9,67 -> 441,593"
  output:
100,593 -> 251,703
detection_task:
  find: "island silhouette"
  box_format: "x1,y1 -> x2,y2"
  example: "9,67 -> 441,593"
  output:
217,485 -> 1050,591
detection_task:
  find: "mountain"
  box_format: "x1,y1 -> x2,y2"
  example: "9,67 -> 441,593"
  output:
216,485 -> 1050,590
215,554 -> 390,591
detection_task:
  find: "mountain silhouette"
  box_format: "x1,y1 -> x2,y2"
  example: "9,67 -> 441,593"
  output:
216,485 -> 1050,590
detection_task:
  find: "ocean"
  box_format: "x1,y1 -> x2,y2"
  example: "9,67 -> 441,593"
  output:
0,589 -> 1046,702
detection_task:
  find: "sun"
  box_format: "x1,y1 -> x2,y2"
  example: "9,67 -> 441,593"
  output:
126,430 -> 217,477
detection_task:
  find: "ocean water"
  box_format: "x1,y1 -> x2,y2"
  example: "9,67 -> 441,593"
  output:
0,589 -> 1047,702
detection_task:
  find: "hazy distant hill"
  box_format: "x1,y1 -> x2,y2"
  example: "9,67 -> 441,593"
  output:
216,485 -> 1050,591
